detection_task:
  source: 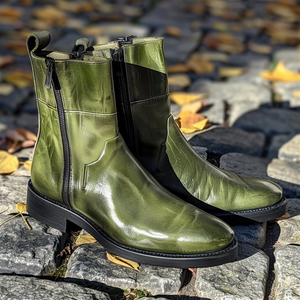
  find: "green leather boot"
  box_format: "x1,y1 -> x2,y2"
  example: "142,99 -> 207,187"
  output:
26,31 -> 237,268
88,36 -> 287,224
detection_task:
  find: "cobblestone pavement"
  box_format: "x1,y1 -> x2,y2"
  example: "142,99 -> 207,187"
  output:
0,1 -> 300,299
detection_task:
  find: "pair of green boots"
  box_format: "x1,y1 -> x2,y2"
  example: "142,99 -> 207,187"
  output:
26,31 -> 286,268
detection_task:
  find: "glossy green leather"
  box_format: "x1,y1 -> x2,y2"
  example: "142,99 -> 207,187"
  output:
27,31 -> 234,254
92,37 -> 283,212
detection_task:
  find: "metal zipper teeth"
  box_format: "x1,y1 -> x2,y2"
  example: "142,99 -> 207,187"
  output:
45,58 -> 71,207
113,48 -> 136,153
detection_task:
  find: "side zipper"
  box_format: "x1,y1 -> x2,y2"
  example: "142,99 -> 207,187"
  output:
45,57 -> 71,207
112,36 -> 136,154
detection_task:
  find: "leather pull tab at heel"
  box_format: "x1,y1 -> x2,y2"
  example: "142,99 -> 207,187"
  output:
26,31 -> 51,54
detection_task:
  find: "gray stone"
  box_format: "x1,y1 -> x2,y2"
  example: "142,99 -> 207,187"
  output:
267,159 -> 300,186
274,49 -> 300,65
267,134 -> 295,159
201,98 -> 225,125
274,244 -> 300,300
189,127 -> 266,157
195,243 -> 269,300
0,216 -> 64,275
0,275 -> 110,300
274,81 -> 300,108
231,108 -> 300,137
278,134 -> 300,162
0,115 -> 15,139
141,298 -> 170,300
220,153 -> 300,198
229,101 -> 262,126
14,147 -> 34,161
192,146 -> 207,160
0,175 -> 29,215
153,26 -> 201,63
228,70 -> 270,88
189,80 -> 271,106
277,199 -> 300,246
66,243 -> 182,295
15,113 -> 38,135
233,222 -> 267,249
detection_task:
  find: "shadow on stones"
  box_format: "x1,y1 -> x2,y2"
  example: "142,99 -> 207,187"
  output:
154,295 -> 211,300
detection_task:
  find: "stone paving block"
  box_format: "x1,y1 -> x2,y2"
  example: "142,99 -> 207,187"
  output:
220,153 -> 300,198
267,134 -> 295,159
195,243 -> 269,300
274,244 -> 300,300
274,81 -> 300,108
0,175 -> 29,215
229,101 -> 262,126
201,98 -> 225,125
233,222 -> 267,249
0,216 -> 64,276
15,113 -> 38,135
0,275 -> 111,300
267,159 -> 300,186
189,127 -> 266,157
189,80 -> 272,106
277,198 -> 300,246
274,48 -> 300,65
278,134 -> 300,162
231,108 -> 300,137
0,115 -> 15,139
192,146 -> 207,160
66,243 -> 182,295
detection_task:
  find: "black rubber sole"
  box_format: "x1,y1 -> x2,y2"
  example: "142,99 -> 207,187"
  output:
213,197 -> 288,225
27,180 -> 238,268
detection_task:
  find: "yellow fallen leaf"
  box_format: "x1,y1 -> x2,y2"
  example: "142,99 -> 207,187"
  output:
75,233 -> 97,246
80,26 -> 106,36
293,91 -> 300,98
0,151 -> 19,174
193,118 -> 209,130
219,67 -> 245,78
186,59 -> 214,75
175,118 -> 181,128
261,61 -> 300,82
168,74 -> 191,88
180,100 -> 203,114
181,128 -> 197,134
32,5 -> 67,26
24,161 -> 32,172
5,70 -> 34,88
106,252 -> 140,271
0,203 -> 31,230
167,64 -> 190,74
164,26 -> 182,37
169,92 -> 206,105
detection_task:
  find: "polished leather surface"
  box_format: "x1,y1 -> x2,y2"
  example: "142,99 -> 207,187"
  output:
166,116 -> 283,211
28,32 -> 234,254
93,37 -> 283,212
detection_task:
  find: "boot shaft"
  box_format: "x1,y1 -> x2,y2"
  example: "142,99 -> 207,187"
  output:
88,38 -> 170,172
27,32 -> 118,205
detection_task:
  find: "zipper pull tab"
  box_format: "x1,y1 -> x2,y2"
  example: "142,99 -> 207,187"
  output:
45,58 -> 54,89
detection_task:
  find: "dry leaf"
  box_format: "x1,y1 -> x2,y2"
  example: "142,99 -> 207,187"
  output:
106,252 -> 140,271
248,41 -> 272,55
8,140 -> 35,154
16,128 -> 37,141
4,40 -> 27,55
182,4 -> 205,14
168,74 -> 191,88
169,92 -> 206,105
0,55 -> 15,68
75,234 -> 97,246
0,7 -> 22,21
6,129 -> 25,142
293,91 -> 300,98
23,161 -> 32,172
32,6 -> 67,26
57,0 -> 95,13
261,62 -> 300,82
276,212 -> 291,221
0,151 -> 19,174
167,64 -> 190,74
190,52 -> 229,62
177,111 -> 210,133
0,83 -> 14,96
188,268 -> 197,275
180,100 -> 203,114
80,26 -> 106,36
219,67 -> 245,78
5,70 -> 34,88
204,33 -> 244,54
164,26 -> 182,38
186,59 -> 214,75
